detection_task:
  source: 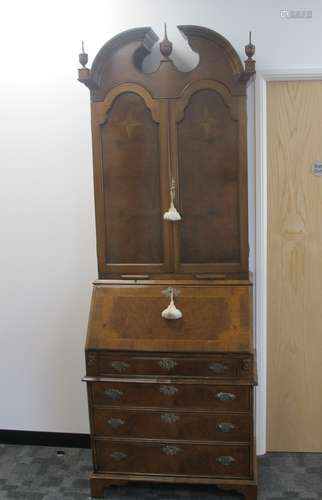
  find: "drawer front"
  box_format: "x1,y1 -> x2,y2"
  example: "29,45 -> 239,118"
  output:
97,353 -> 252,379
93,408 -> 250,442
94,439 -> 251,478
91,382 -> 250,411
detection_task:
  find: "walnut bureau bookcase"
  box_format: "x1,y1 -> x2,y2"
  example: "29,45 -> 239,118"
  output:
78,25 -> 257,499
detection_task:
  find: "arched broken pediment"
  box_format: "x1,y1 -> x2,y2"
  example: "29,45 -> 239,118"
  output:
78,25 -> 255,101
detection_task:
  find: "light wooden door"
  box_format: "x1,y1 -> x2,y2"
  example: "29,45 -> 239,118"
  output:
267,80 -> 322,451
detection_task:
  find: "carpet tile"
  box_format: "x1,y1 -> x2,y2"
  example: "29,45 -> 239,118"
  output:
0,444 -> 321,499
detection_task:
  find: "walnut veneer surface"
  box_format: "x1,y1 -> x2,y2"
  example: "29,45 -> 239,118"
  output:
79,24 -> 257,500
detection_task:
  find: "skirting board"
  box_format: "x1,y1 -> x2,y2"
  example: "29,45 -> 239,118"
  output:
0,430 -> 90,449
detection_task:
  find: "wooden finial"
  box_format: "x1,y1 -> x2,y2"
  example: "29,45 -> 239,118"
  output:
244,31 -> 255,73
78,40 -> 91,86
79,40 -> 88,68
160,23 -> 173,59
245,31 -> 255,60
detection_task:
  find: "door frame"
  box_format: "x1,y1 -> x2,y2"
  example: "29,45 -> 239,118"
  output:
255,69 -> 322,455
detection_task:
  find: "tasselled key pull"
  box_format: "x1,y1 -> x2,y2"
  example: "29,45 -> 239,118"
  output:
161,287 -> 182,320
163,178 -> 181,221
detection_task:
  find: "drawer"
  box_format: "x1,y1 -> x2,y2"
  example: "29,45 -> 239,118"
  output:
94,438 -> 251,478
93,408 -> 250,442
95,353 -> 252,379
91,381 -> 250,412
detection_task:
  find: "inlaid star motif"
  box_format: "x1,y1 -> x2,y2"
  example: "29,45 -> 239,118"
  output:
199,108 -> 217,139
119,112 -> 142,139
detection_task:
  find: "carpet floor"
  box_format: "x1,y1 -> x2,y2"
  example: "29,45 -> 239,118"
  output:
0,444 -> 321,499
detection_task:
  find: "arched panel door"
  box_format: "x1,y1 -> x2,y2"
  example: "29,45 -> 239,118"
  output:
171,82 -> 248,275
92,86 -> 171,276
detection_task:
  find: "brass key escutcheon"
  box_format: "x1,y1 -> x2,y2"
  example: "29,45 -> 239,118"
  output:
162,445 -> 181,456
158,358 -> 178,370
160,385 -> 178,396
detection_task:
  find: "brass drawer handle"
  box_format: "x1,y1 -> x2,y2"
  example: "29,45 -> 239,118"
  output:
107,418 -> 125,429
110,451 -> 127,462
158,358 -> 178,370
216,391 -> 236,401
160,385 -> 178,396
208,362 -> 228,374
217,422 -> 236,433
105,388 -> 124,401
217,455 -> 236,466
109,361 -> 130,373
160,413 -> 180,424
162,445 -> 181,456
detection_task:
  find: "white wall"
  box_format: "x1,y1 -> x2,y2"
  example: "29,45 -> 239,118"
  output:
1,0 -> 322,434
